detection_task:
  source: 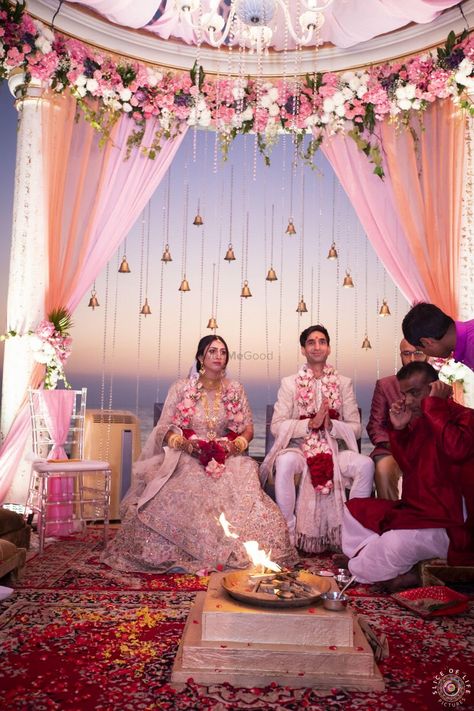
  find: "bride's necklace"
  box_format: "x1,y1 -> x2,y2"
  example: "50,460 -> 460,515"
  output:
199,375 -> 221,390
202,382 -> 222,440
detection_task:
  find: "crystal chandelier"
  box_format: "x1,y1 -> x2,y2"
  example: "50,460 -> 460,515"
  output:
175,0 -> 334,53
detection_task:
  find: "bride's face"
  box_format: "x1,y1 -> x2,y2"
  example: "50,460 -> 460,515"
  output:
201,340 -> 228,376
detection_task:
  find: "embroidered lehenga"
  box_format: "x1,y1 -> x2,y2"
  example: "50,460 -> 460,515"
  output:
102,377 -> 296,573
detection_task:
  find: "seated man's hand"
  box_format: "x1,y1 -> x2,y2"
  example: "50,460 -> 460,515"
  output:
429,380 -> 453,399
389,398 -> 412,430
309,399 -> 329,430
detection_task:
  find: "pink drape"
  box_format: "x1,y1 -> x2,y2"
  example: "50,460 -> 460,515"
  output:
321,98 -> 465,316
36,390 -> 75,535
0,92 -> 187,503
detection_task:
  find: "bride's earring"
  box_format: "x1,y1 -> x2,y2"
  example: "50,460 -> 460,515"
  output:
200,362 -> 206,376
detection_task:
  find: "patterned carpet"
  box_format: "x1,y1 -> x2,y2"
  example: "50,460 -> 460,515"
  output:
0,527 -> 473,710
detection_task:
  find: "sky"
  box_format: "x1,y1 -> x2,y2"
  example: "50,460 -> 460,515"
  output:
0,81 -> 410,430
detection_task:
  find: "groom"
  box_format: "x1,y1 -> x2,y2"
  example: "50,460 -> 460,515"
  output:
261,325 -> 374,550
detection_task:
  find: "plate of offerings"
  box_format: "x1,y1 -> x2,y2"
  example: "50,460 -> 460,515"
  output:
222,569 -> 331,608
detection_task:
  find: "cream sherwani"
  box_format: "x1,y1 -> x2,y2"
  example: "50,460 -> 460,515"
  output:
260,371 -> 374,551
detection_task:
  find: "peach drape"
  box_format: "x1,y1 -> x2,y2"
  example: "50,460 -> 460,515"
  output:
322,98 -> 465,317
380,99 -> 464,316
0,91 -> 187,502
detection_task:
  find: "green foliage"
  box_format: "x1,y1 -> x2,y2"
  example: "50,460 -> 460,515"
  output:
48,307 -> 73,335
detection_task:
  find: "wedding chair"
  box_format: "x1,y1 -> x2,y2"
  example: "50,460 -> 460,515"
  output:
26,388 -> 112,554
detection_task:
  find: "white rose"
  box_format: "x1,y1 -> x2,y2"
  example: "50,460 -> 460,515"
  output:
35,37 -> 52,54
187,109 -> 197,127
86,78 -> 99,93
458,57 -> 473,75
323,97 -> 335,113
398,98 -> 412,111
268,87 -> 279,102
75,74 -> 87,87
356,85 -> 368,99
335,104 -> 346,117
268,103 -> 280,117
332,90 -> 345,106
404,83 -> 417,100
260,94 -> 272,109
348,76 -> 361,91
122,102 -> 132,113
199,109 -> 212,127
395,85 -> 407,100
119,88 -> 132,102
342,86 -> 354,101
320,113 -> 331,124
242,106 -> 253,121
412,99 -> 421,110
341,71 -> 355,84
42,27 -> 55,43
232,86 -> 245,100
75,86 -> 87,98
147,69 -> 162,87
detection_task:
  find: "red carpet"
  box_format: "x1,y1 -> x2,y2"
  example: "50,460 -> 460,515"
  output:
1,527 -> 473,710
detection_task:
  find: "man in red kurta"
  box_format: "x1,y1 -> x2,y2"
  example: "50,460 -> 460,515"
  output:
342,361 -> 474,587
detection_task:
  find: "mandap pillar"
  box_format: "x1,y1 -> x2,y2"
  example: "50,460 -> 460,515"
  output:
459,113 -> 474,408
0,72 -> 48,502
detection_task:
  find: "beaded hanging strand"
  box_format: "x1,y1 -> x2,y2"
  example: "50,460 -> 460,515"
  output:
177,176 -> 190,378
155,190 -> 167,404
135,208 -> 146,414
98,261 -> 111,461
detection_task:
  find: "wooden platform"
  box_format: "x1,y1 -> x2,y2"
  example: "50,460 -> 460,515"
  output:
171,573 -> 385,692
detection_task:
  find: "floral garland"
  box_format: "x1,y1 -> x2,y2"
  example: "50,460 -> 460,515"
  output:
1,307 -> 72,389
296,364 -> 342,495
1,2 -> 474,172
172,376 -> 245,433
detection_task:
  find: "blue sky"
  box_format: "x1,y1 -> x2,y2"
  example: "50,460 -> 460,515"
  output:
0,81 -> 409,422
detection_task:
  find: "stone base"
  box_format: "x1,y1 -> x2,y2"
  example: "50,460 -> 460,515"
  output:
171,576 -> 385,692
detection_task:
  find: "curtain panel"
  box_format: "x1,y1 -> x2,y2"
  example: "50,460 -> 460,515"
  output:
0,92 -> 187,501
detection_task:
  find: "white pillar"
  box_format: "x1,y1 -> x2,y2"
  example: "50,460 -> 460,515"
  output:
1,72 -> 48,502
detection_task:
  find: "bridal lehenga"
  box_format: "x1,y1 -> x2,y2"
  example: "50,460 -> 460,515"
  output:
102,378 -> 297,573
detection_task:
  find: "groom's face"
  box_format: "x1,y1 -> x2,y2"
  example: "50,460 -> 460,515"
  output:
302,331 -> 330,366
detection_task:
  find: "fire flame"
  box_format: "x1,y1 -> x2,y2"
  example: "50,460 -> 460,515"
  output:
218,512 -> 239,539
243,540 -> 281,573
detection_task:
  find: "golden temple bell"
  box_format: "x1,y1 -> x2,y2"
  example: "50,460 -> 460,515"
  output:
224,244 -> 236,262
118,256 -> 131,273
207,316 -> 218,330
266,267 -> 278,282
327,242 -> 338,260
161,244 -> 172,262
342,271 -> 354,288
379,299 -> 391,317
361,335 -> 372,350
140,298 -> 152,316
285,219 -> 296,235
240,280 -> 252,298
296,296 -> 308,313
193,212 -> 204,226
88,291 -> 99,309
179,277 -> 191,292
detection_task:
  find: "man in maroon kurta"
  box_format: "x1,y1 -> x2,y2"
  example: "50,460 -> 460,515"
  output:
342,361 -> 474,586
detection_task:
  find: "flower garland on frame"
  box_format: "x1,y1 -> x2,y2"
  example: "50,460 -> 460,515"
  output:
1,2 -> 474,173
296,364 -> 342,494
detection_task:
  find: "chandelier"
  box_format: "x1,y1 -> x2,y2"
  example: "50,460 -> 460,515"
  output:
174,0 -> 334,53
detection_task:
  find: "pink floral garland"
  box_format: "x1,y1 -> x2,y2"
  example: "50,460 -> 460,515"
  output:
296,364 -> 342,495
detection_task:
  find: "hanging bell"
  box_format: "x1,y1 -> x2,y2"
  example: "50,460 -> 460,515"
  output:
266,266 -> 278,282
327,242 -> 338,260
140,297 -> 152,316
207,316 -> 218,330
361,334 -> 372,350
193,212 -> 204,226
179,277 -> 191,292
240,280 -> 252,298
342,271 -> 354,288
285,219 -> 296,235
161,244 -> 172,262
88,290 -> 99,310
379,299 -> 391,317
296,296 -> 308,313
224,244 -> 236,262
118,256 -> 131,273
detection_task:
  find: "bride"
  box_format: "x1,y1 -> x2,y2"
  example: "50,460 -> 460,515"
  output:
102,335 -> 297,573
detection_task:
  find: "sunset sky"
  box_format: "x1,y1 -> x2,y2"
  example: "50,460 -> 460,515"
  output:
0,81 -> 409,425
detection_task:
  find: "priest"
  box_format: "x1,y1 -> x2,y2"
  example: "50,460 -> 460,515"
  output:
342,361 -> 474,589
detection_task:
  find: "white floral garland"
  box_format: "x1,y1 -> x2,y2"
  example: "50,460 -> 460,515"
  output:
172,376 -> 245,433
296,363 -> 342,494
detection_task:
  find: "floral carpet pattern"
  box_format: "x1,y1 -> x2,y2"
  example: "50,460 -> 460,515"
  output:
0,527 -> 473,710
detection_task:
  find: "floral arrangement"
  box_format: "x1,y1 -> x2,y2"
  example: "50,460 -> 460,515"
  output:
296,364 -> 341,494
437,358 -> 474,393
1,2 -> 474,171
1,307 -> 73,389
173,376 -> 245,433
